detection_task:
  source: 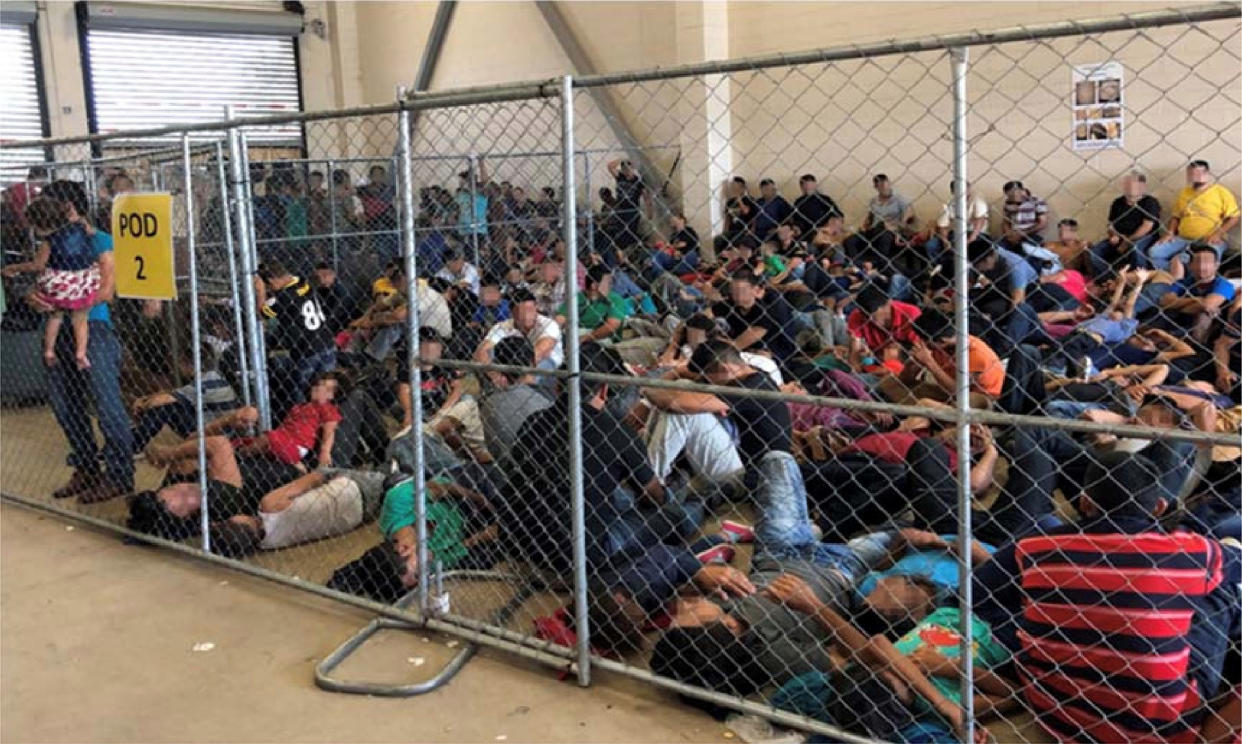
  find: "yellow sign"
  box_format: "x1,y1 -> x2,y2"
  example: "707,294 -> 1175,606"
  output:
113,192 -> 175,300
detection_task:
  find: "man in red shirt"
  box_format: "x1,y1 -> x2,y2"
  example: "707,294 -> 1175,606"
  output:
847,281 -> 921,369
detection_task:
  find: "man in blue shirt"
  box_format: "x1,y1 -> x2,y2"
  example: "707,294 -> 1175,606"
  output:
32,181 -> 134,503
753,179 -> 792,242
1158,242 -> 1236,337
455,160 -> 488,242
967,238 -> 1045,356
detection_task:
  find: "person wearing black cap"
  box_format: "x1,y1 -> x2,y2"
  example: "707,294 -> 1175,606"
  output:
974,449 -> 1241,743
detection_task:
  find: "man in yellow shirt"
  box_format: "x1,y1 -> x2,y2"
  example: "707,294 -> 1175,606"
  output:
1149,159 -> 1239,270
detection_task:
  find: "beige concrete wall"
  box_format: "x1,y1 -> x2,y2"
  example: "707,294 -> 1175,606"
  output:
333,1 -> 1236,238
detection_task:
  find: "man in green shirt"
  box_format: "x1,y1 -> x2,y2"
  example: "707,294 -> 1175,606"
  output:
557,264 -> 632,342
378,476 -> 495,577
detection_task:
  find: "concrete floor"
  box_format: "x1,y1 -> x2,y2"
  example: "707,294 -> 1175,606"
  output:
1,504 -> 725,743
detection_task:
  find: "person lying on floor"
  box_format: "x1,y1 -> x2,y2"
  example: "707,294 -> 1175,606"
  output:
207,468 -> 387,556
144,371 -> 347,471
761,573 -> 1015,744
129,342 -> 239,453
647,466 -> 990,694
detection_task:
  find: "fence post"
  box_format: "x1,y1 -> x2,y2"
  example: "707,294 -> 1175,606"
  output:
327,157 -> 339,272
226,107 -> 271,430
182,133 -> 211,553
561,74 -> 591,687
396,92 -> 431,614
467,152 -> 481,267
950,45 -> 975,744
237,129 -> 273,431
583,150 -> 594,261
214,139 -> 251,408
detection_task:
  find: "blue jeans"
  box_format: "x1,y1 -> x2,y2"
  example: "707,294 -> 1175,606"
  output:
1088,234 -> 1157,277
888,273 -> 914,302
47,321 -> 134,489
649,250 -> 700,278
601,486 -> 706,558
1148,236 -> 1226,271
611,269 -> 645,299
750,449 -> 892,570
1042,399 -> 1108,420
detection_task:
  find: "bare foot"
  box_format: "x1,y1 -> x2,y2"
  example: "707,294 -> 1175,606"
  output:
144,444 -> 175,467
43,351 -> 58,367
75,352 -> 91,370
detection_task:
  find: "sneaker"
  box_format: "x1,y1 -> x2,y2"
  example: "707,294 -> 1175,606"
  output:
719,520 -> 755,544
52,469 -> 99,500
79,482 -> 128,505
695,543 -> 736,565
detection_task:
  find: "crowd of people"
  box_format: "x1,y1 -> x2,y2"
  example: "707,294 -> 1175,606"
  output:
2,154 -> 1240,743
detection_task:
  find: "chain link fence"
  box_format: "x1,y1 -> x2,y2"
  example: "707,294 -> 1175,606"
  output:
3,6 -> 1240,742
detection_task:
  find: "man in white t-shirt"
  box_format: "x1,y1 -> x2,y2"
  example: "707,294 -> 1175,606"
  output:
435,248 -> 481,297
929,180 -> 989,259
475,287 -> 563,371
208,468 -> 387,555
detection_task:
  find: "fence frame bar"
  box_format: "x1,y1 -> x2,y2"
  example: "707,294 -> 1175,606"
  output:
560,74 -> 592,688
181,133 -> 211,553
949,44 -> 975,743
214,139 -> 251,408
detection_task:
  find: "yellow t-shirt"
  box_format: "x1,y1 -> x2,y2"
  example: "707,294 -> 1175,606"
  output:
1173,183 -> 1240,240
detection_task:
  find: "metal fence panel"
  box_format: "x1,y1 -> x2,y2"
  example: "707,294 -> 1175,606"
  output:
1,7 -> 1240,743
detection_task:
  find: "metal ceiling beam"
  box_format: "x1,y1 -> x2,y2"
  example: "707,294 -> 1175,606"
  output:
414,1 -> 457,93
535,0 -> 674,223
407,1 -> 457,132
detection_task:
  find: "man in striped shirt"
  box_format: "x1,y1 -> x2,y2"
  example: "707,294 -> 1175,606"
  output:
974,450 -> 1241,742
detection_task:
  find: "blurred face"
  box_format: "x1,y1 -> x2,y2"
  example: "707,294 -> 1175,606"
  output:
309,378 -> 339,404
671,215 -> 685,230
310,174 -> 324,191
370,168 -> 387,185
1005,186 -> 1025,204
419,339 -> 443,363
871,301 -> 893,328
315,268 -> 336,287
800,178 -> 816,195
480,285 -> 501,306
760,182 -> 776,199
776,224 -> 794,244
592,273 -> 613,296
513,187 -> 525,201
1190,250 -> 1218,282
1122,175 -> 1145,200
112,177 -> 134,195
1187,164 -> 1210,189
864,576 -> 934,622
730,279 -> 757,308
874,178 -> 892,198
540,261 -> 562,283
513,300 -> 538,332
685,327 -> 709,349
448,257 -> 465,274
670,597 -> 743,635
1136,402 -> 1178,429
1058,222 -> 1079,243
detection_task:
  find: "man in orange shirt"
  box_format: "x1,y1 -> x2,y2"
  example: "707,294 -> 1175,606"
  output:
879,307 -> 1004,409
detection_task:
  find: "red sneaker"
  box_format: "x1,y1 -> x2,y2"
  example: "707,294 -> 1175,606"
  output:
695,543 -> 736,565
720,520 -> 756,544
